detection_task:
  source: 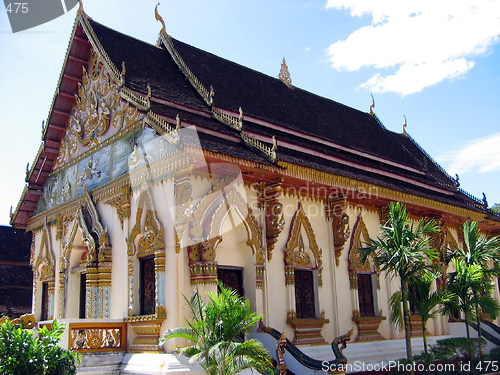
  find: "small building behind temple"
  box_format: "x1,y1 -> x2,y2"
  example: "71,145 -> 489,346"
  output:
0,226 -> 33,318
9,4 -> 500,373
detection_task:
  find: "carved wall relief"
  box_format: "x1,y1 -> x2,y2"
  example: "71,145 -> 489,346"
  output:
325,194 -> 350,265
258,179 -> 285,261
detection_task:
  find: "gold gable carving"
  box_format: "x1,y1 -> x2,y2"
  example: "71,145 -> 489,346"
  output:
55,50 -> 142,169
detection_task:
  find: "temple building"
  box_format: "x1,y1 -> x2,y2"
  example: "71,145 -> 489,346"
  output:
10,4 -> 500,374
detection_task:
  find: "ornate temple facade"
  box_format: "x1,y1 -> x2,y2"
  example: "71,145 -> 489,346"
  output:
11,5 -> 500,370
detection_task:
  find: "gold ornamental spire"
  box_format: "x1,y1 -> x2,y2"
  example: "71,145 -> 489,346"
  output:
369,94 -> 375,116
77,0 -> 84,14
402,115 -> 407,136
278,57 -> 292,88
155,2 -> 166,33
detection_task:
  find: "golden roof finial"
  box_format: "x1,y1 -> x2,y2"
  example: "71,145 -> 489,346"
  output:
155,3 -> 166,33
278,57 -> 292,88
402,115 -> 407,136
369,94 -> 375,116
176,114 -> 181,130
238,107 -> 244,123
120,62 -> 126,80
77,0 -> 84,14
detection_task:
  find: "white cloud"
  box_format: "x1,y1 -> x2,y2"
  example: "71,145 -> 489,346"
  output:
438,132 -> 500,175
325,0 -> 500,95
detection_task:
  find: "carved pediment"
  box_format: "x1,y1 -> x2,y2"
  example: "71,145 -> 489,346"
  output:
61,189 -> 111,268
348,215 -> 372,273
127,190 -> 164,258
284,202 -> 322,270
55,49 -> 143,169
34,224 -> 56,282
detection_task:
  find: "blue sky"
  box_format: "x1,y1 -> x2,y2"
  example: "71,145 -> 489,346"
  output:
1,0 -> 499,226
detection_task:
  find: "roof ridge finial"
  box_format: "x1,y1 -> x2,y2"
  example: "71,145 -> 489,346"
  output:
369,94 -> 375,116
483,192 -> 488,207
402,115 -> 407,136
77,0 -> 84,14
155,3 -> 166,33
278,57 -> 293,88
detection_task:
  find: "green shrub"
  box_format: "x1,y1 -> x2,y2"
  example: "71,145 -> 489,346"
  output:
430,337 -> 485,361
0,319 -> 80,375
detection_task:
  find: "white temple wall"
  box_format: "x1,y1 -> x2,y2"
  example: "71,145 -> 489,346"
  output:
98,201 -> 129,319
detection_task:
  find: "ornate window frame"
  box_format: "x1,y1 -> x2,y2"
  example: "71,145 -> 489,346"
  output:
126,190 -> 166,319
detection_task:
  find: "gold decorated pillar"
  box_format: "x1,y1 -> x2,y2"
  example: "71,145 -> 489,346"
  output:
85,266 -> 100,318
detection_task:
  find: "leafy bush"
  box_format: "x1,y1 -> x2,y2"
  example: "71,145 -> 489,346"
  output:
0,319 -> 80,375
429,337 -> 485,361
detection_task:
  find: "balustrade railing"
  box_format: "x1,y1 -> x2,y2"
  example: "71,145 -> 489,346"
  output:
68,322 -> 127,352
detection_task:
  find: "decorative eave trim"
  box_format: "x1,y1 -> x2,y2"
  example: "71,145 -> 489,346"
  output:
144,111 -> 180,143
277,161 -> 489,223
212,107 -> 242,131
155,16 -> 278,164
25,145 -> 45,185
120,85 -> 151,111
10,185 -> 28,226
41,14 -> 82,142
276,138 -> 453,196
79,12 -> 124,85
241,131 -> 277,163
157,32 -> 213,107
221,108 -> 426,176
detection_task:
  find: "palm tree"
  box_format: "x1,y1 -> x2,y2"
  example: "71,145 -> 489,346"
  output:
455,221 -> 500,270
444,258 -> 499,340
160,284 -> 273,375
389,271 -> 452,354
450,221 -> 500,344
361,201 -> 439,365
